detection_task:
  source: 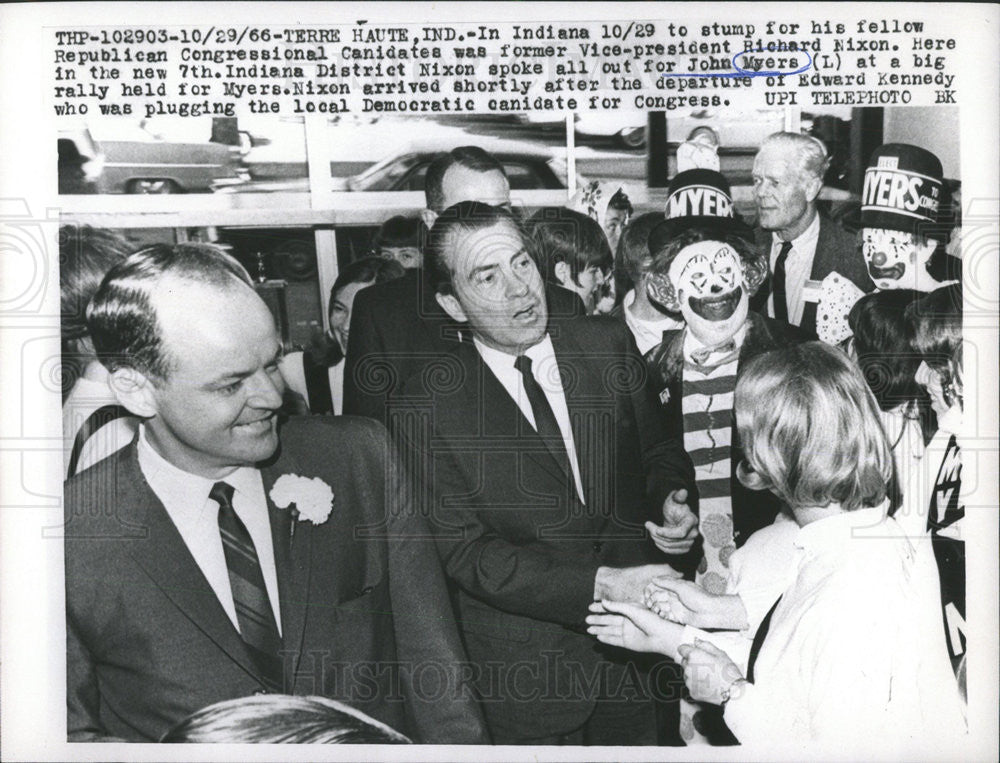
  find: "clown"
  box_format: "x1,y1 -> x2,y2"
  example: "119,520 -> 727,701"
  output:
860,143 -> 958,293
814,144 -> 959,346
641,172 -> 811,744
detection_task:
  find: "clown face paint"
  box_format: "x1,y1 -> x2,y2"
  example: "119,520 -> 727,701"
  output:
668,240 -> 749,345
862,228 -> 931,290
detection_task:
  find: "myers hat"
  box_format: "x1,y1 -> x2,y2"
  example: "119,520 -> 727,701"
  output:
860,144 -> 944,237
648,169 -> 751,255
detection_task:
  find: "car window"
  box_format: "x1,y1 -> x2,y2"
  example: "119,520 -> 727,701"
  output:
389,157 -> 560,192
400,163 -> 429,191
504,162 -> 547,190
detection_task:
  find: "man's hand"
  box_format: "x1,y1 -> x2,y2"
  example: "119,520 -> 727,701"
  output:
677,639 -> 746,705
586,600 -> 685,658
645,488 -> 698,554
594,563 -> 682,603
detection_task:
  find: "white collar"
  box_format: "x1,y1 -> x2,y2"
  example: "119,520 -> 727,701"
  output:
472,333 -> 553,370
774,209 -> 821,251
794,502 -> 890,552
137,424 -> 261,509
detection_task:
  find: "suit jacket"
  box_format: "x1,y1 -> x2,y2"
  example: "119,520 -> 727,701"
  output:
393,316 -> 695,739
643,312 -> 811,561
64,416 -> 487,744
751,213 -> 873,336
343,268 -> 584,427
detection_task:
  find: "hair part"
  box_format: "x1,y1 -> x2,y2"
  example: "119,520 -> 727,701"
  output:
424,146 -> 507,213
528,207 -> 613,287
424,200 -> 528,296
86,243 -> 253,381
736,342 -> 893,512
160,694 -> 411,744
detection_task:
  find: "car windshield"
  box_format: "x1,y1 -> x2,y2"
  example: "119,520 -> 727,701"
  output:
347,149 -> 420,191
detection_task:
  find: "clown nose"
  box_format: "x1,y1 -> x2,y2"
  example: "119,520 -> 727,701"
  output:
870,250 -> 888,266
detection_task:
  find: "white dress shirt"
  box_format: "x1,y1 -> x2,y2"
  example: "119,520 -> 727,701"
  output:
137,426 -> 282,635
768,211 -> 820,327
473,335 -> 586,504
723,505 -> 965,752
622,289 -> 684,355
279,350 -> 345,415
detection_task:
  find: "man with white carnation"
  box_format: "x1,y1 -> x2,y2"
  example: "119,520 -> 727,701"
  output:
62,243 -> 487,744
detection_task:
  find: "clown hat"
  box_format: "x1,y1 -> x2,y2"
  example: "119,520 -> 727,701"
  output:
648,169 -> 751,255
861,144 -> 944,238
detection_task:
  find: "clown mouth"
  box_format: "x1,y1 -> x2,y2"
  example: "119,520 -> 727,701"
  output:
869,264 -> 906,281
688,287 -> 742,321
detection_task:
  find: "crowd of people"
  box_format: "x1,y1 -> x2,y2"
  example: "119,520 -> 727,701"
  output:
60,129 -> 967,749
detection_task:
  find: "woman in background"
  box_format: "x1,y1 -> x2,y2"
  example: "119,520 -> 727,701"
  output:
845,289 -> 934,510
902,283 -> 966,697
61,225 -> 138,477
280,256 -> 404,414
528,206 -> 613,316
568,181 -> 634,313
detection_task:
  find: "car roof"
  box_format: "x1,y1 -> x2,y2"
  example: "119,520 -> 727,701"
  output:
385,137 -> 559,161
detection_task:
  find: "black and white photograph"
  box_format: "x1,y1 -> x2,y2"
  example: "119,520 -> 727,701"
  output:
1,3 -> 997,761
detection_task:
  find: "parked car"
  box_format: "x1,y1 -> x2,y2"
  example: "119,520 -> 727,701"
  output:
57,118 -> 249,194
223,136 -> 579,194
517,112 -> 647,149
338,139 -> 572,192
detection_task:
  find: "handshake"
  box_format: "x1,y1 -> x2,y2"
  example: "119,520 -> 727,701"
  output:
593,488 -> 699,603
587,573 -> 750,707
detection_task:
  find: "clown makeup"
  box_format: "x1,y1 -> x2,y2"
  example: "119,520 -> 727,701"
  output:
668,240 -> 749,345
862,228 -> 928,290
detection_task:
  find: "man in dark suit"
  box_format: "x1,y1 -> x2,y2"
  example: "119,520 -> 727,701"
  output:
343,146 -> 582,426
749,132 -> 873,337
63,244 -> 487,744
394,202 -> 698,745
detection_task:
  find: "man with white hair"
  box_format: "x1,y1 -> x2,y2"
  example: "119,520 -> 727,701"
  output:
750,132 -> 872,338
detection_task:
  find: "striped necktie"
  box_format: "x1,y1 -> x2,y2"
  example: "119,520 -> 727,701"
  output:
211,481 -> 283,692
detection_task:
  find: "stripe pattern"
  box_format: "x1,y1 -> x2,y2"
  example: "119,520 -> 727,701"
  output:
682,354 -> 739,596
211,481 -> 283,691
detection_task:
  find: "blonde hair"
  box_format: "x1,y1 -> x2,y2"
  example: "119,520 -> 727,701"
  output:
735,342 -> 892,511
160,694 -> 411,744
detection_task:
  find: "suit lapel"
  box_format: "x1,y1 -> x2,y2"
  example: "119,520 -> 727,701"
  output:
259,441 -> 313,690
809,215 -> 831,281
459,342 -> 568,488
550,325 -> 611,516
117,447 -> 262,682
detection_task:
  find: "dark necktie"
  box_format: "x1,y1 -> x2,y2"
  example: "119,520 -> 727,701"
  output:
746,595 -> 782,683
772,241 -> 793,322
211,481 -> 283,692
514,355 -> 570,475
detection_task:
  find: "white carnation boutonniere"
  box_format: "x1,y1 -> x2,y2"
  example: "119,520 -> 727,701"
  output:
269,474 -> 334,539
